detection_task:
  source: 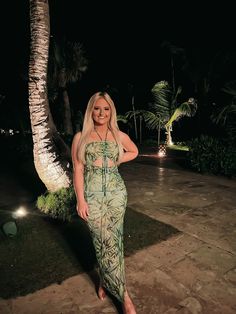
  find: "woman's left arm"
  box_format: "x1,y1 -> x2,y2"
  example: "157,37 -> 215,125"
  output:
119,131 -> 139,163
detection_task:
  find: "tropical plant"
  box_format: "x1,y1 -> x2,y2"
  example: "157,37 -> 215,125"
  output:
28,0 -> 72,192
136,81 -> 197,146
37,186 -> 76,221
165,97 -> 198,145
48,39 -> 88,135
188,135 -> 236,177
160,41 -> 186,94
116,114 -> 133,137
211,80 -> 236,138
117,114 -> 128,124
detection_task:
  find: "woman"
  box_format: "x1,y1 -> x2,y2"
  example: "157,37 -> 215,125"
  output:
71,91 -> 138,313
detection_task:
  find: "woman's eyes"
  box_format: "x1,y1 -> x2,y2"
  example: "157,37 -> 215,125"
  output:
94,107 -> 110,111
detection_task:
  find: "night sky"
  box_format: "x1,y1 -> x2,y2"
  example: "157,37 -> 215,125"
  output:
0,1 -> 235,125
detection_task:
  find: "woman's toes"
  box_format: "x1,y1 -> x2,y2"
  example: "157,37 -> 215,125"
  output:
98,286 -> 106,300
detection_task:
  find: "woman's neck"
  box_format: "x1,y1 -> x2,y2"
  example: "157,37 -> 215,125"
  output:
94,124 -> 109,132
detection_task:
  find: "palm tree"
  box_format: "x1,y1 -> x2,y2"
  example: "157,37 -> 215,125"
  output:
165,97 -> 197,145
117,113 -> 135,138
140,81 -> 197,146
160,41 -> 186,94
127,83 -> 138,141
124,110 -> 145,143
28,0 -> 72,192
48,39 -> 88,135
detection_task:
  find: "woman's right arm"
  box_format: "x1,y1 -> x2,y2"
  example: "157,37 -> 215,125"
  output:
71,132 -> 89,221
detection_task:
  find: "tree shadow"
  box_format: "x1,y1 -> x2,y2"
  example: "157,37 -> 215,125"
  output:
59,216 -> 97,272
0,202 -> 180,306
57,208 -> 180,312
124,207 -> 180,256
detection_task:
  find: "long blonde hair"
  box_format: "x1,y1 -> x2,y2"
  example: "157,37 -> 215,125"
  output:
77,91 -> 124,164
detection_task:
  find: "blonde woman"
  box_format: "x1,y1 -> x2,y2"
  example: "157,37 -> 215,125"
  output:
71,91 -> 138,313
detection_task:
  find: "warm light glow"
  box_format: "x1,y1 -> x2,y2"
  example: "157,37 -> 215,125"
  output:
157,144 -> 167,158
12,206 -> 28,219
158,151 -> 166,157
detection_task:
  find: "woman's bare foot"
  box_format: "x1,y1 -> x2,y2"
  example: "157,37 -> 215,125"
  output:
122,292 -> 136,314
97,286 -> 106,301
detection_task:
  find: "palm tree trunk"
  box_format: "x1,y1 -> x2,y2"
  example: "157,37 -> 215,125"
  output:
132,96 -> 138,141
62,87 -> 74,135
28,0 -> 71,192
171,56 -> 176,95
165,126 -> 172,146
139,115 -> 142,144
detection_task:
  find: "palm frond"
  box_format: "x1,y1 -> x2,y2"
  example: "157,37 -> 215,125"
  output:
117,115 -> 128,123
165,108 -> 182,128
178,98 -> 198,117
211,104 -> 236,125
125,110 -> 144,119
151,81 -> 171,108
221,80 -> 236,97
142,111 -> 162,130
165,98 -> 197,128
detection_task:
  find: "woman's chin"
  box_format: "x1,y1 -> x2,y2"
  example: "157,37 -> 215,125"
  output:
94,120 -> 108,126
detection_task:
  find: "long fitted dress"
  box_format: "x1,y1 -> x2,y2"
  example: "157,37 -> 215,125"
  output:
84,141 -> 127,302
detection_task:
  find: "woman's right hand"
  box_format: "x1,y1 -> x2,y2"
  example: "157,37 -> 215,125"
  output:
76,201 -> 89,221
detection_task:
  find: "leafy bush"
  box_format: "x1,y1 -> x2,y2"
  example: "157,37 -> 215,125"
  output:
36,185 -> 77,221
187,135 -> 236,177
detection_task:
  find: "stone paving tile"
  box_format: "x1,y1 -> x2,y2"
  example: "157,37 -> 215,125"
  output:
188,244 -> 236,274
224,267 -> 236,285
160,257 -> 217,292
198,278 -> 236,312
10,283 -> 79,314
164,233 -> 205,255
163,297 -> 236,314
1,155 -> 236,313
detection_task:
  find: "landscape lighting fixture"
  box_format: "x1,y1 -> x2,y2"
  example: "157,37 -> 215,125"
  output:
12,206 -> 28,219
157,144 -> 166,158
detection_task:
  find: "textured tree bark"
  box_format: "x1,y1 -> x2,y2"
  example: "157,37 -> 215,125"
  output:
28,0 -> 72,192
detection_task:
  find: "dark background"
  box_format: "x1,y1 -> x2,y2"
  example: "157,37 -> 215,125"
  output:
0,1 -> 235,135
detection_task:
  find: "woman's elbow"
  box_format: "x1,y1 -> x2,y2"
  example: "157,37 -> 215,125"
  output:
133,147 -> 139,158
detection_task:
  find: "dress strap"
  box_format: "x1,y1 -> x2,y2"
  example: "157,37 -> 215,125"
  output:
94,128 -> 109,142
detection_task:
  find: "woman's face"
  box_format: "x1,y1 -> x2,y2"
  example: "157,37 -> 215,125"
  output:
92,97 -> 111,126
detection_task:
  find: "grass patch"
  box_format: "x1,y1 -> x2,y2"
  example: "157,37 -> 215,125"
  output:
0,206 -> 180,299
168,144 -> 189,151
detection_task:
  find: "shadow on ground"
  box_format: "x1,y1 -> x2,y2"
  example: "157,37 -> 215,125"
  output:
0,142 -> 180,299
0,206 -> 180,299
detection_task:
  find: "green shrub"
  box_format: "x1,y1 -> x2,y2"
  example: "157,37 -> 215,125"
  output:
36,185 -> 77,221
187,135 -> 236,177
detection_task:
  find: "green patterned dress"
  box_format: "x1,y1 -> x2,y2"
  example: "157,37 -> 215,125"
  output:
84,141 -> 127,302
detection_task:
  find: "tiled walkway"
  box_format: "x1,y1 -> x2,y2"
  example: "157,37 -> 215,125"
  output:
1,152 -> 236,313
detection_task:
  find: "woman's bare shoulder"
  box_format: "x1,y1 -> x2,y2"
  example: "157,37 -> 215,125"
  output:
72,131 -> 82,144
118,130 -> 131,141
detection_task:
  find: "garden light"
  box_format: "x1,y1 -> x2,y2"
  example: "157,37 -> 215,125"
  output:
12,206 -> 28,219
158,150 -> 166,157
157,144 -> 166,158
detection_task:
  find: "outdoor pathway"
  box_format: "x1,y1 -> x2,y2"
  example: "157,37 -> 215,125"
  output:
0,152 -> 236,313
